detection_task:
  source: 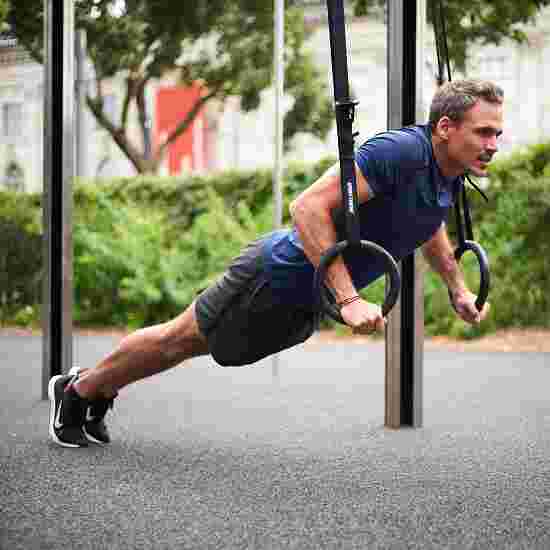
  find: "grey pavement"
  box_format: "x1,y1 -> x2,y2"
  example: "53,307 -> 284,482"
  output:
1,333 -> 549,549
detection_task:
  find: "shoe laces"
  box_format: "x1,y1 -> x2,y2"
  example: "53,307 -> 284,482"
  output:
89,395 -> 116,420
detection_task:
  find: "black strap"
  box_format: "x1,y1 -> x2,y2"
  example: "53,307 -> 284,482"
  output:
434,0 -> 452,85
465,173 -> 489,202
434,0 -> 488,252
454,181 -> 473,250
326,0 -> 360,246
313,0 -> 402,324
462,185 -> 474,241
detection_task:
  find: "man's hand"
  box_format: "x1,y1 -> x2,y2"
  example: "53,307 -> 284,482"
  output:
451,288 -> 490,325
340,298 -> 386,335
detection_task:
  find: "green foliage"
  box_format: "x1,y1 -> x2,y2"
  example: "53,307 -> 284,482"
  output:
424,142 -> 550,337
0,158 -> 330,328
73,170 -> 275,235
474,145 -> 550,328
0,191 -> 42,324
0,0 -> 9,29
1,147 -> 550,338
282,9 -> 334,148
172,190 -> 276,295
10,0 -> 333,173
73,191 -> 166,327
72,184 -> 277,328
353,0 -> 550,72
73,156 -> 336,236
1,158 -> 334,328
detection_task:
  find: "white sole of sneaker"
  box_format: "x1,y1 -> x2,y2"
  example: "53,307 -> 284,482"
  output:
83,426 -> 106,445
47,375 -> 83,449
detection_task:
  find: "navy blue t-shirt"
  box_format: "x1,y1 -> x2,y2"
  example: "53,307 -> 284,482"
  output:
262,124 -> 462,307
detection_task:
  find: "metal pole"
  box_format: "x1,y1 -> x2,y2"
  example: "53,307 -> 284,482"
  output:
75,29 -> 87,179
272,0 -> 285,379
385,0 -> 425,428
42,0 -> 75,398
273,0 -> 285,230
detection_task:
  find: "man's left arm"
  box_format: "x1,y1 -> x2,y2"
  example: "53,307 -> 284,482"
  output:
421,223 -> 490,324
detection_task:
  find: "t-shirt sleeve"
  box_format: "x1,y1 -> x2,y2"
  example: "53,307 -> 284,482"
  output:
355,131 -> 426,197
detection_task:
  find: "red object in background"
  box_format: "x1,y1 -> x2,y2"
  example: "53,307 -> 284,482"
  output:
155,84 -> 206,174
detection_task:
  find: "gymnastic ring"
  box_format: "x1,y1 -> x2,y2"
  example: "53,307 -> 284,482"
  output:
448,240 -> 490,312
313,240 -> 401,324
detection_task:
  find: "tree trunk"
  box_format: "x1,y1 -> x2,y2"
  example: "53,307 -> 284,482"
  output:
136,81 -> 153,161
87,84 -> 218,175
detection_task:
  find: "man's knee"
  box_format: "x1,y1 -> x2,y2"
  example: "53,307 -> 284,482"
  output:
159,302 -> 209,361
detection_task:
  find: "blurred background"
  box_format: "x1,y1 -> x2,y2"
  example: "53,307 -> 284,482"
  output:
3,0 -> 550,187
1,0 -> 549,337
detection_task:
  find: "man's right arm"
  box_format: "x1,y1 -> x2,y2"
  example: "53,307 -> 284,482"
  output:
289,163 -> 385,334
288,163 -> 370,303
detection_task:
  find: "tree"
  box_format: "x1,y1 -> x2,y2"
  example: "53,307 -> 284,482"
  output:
353,0 -> 550,73
10,1 -> 333,174
0,0 -> 8,29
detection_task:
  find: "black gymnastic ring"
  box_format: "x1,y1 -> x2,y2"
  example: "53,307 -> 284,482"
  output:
313,240 -> 401,324
448,240 -> 490,312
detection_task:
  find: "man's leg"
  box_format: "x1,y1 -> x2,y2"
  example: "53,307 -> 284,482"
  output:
74,300 -> 208,400
49,233 -> 271,447
49,301 -> 209,447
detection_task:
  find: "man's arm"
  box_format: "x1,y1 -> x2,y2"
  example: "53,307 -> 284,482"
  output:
421,223 -> 489,324
421,223 -> 468,298
288,162 -> 373,303
289,162 -> 385,334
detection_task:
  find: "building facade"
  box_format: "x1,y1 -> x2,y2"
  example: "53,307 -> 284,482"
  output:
0,36 -> 213,192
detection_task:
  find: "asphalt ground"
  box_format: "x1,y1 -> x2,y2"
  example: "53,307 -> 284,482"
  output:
1,333 -> 549,549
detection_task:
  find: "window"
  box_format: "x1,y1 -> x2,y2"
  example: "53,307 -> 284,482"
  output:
3,103 -> 22,141
474,54 -> 510,80
4,161 -> 24,192
104,94 -> 118,126
95,94 -> 119,130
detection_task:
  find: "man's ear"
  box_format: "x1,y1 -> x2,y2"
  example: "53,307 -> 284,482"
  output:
435,116 -> 452,141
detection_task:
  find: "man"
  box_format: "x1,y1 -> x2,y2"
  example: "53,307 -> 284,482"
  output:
49,79 -> 502,448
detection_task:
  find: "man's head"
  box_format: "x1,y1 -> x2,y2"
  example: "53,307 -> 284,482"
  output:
429,79 -> 504,177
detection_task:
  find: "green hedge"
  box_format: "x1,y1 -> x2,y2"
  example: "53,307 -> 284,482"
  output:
0,146 -> 549,336
0,191 -> 42,324
424,142 -> 550,337
73,157 -> 335,234
71,158 -> 334,327
0,158 -> 334,328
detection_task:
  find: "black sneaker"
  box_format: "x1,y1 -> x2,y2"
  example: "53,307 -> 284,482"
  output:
83,396 -> 115,444
48,374 -> 89,448
69,367 -> 115,445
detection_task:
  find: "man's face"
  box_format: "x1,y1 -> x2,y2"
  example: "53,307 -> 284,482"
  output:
445,99 -> 503,177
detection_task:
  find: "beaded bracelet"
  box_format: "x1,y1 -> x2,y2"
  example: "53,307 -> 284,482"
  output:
337,295 -> 361,308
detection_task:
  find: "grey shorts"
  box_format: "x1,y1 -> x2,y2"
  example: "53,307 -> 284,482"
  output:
195,234 -> 316,366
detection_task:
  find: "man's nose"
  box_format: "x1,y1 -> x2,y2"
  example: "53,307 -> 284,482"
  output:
486,135 -> 498,153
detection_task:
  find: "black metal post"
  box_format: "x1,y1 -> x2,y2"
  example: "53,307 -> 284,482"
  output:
385,0 -> 425,428
399,0 -> 418,426
42,0 -> 74,398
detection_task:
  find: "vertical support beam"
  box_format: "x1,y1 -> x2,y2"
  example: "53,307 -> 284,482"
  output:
75,29 -> 88,179
273,0 -> 285,230
42,0 -> 75,399
272,0 -> 285,378
385,0 -> 425,428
